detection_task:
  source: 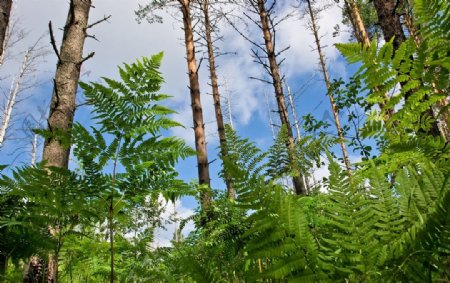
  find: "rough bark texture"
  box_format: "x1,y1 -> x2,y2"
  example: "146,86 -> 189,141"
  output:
41,1 -> 92,282
0,0 -> 12,63
43,0 -> 91,168
201,0 -> 235,199
307,0 -> 351,174
256,0 -> 307,195
23,256 -> 45,283
180,0 -> 213,211
372,0 -> 406,51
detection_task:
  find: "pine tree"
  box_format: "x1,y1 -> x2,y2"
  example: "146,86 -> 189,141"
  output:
136,0 -> 213,218
304,0 -> 351,174
251,0 -> 307,195
199,0 -> 235,199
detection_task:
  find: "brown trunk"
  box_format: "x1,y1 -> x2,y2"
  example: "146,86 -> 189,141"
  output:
307,0 -> 351,174
256,0 -> 307,195
179,0 -> 213,210
41,1 -> 92,282
23,256 -> 45,283
372,0 -> 406,51
43,0 -> 91,168
0,0 -> 12,63
371,0 -> 445,138
201,0 -> 235,199
344,0 -> 393,121
344,0 -> 371,46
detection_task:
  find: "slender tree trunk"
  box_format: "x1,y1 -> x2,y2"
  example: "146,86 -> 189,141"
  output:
179,0 -> 213,213
306,0 -> 351,174
344,0 -> 394,121
372,0 -> 406,51
201,0 -> 235,199
0,49 -> 29,147
108,198 -> 114,283
41,1 -> 92,282
344,0 -> 371,46
286,83 -> 310,191
0,0 -> 12,65
256,0 -> 307,195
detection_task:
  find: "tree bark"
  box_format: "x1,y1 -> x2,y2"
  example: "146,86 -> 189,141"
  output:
344,0 -> 371,46
372,0 -> 406,51
43,0 -> 91,168
255,0 -> 307,195
306,0 -> 352,174
201,0 -> 235,199
41,1 -> 92,282
0,0 -> 12,64
179,0 -> 213,211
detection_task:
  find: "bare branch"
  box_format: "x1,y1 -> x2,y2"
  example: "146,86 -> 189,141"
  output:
86,15 -> 111,29
48,21 -> 61,62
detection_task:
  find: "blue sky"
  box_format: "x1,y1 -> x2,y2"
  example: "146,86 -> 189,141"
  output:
0,0 -> 364,246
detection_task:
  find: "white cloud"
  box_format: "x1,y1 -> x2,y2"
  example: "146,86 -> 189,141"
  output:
152,195 -> 195,248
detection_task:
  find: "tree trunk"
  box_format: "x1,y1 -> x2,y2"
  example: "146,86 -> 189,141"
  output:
372,0 -> 406,51
371,0 -> 446,139
0,49 -> 29,147
179,0 -> 213,212
201,0 -> 235,199
43,0 -> 91,168
344,0 -> 371,46
256,0 -> 307,195
306,0 -> 352,174
0,0 -> 12,65
23,256 -> 45,283
41,1 -> 92,282
344,0 -> 394,121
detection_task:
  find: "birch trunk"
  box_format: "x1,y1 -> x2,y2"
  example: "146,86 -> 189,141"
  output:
306,0 -> 351,174
256,0 -> 307,195
0,0 -> 12,65
179,0 -> 213,212
0,49 -> 29,147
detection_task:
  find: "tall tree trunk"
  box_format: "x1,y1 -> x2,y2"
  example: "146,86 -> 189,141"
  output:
43,0 -> 91,168
344,0 -> 393,121
256,0 -> 307,195
372,0 -> 406,51
344,0 -> 371,46
306,0 -> 351,174
371,0 -> 446,139
179,0 -> 213,212
41,1 -> 92,282
0,0 -> 12,65
201,0 -> 235,199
